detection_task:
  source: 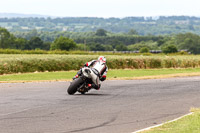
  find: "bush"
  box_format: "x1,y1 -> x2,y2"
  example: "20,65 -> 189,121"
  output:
50,36 -> 76,50
139,47 -> 150,53
162,44 -> 178,54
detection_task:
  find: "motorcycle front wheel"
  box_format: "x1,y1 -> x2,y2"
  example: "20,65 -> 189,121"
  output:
67,78 -> 84,95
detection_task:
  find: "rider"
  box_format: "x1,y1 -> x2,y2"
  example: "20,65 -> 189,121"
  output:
73,56 -> 108,90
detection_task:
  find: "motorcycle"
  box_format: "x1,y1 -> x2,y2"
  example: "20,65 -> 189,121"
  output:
67,67 -> 100,95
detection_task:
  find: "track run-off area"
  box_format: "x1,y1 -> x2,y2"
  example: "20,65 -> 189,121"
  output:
1,76 -> 200,133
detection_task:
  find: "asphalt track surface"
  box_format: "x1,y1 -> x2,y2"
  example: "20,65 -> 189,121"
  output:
1,77 -> 200,133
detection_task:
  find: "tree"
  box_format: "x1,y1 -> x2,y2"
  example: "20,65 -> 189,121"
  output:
76,43 -> 90,51
104,45 -> 114,51
51,36 -> 76,50
95,29 -> 107,36
14,38 -> 27,50
26,29 -> 38,40
89,43 -> 105,51
128,43 -> 150,51
42,42 -> 51,50
181,38 -> 200,54
162,44 -> 178,54
128,29 -> 139,35
115,44 -> 127,51
0,27 -> 15,49
157,39 -> 166,46
28,36 -> 44,50
175,33 -> 200,54
139,47 -> 149,53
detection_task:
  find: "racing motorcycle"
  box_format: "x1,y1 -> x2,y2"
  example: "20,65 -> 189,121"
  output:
67,67 -> 100,95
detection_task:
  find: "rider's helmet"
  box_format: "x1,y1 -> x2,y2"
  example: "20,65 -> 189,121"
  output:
98,56 -> 106,63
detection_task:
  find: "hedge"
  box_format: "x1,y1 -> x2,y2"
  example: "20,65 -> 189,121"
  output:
0,54 -> 200,74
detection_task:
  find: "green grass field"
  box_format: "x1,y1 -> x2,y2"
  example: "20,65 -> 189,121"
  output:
0,68 -> 200,82
141,108 -> 200,133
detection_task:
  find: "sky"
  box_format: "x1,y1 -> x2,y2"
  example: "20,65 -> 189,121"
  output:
1,0 -> 200,18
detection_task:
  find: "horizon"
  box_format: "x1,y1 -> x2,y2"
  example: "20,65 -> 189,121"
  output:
1,12 -> 200,19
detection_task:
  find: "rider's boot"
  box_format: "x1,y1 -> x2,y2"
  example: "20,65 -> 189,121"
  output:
88,84 -> 92,88
88,83 -> 100,90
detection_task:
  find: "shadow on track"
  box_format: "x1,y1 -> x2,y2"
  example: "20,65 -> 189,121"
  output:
74,93 -> 111,96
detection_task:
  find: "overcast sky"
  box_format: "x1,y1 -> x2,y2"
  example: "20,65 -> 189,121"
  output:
1,0 -> 200,18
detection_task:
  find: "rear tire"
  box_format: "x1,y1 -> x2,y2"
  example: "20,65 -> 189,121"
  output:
67,78 -> 84,95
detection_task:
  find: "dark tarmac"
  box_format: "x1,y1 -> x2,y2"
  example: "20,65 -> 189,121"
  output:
0,77 -> 200,133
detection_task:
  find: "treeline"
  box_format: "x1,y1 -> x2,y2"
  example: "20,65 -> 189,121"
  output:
1,16 -> 200,35
1,27 -> 200,54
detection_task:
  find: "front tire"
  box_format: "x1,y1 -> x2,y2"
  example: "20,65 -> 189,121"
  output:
67,78 -> 84,95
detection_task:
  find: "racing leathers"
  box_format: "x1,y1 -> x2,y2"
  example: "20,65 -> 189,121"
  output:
73,60 -> 108,90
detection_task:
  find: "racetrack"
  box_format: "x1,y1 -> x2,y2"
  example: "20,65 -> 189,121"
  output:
1,77 -> 200,133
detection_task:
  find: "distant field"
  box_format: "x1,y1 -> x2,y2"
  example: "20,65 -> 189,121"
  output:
0,54 -> 200,74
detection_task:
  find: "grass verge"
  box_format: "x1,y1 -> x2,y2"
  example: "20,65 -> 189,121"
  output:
0,68 -> 200,83
139,108 -> 200,133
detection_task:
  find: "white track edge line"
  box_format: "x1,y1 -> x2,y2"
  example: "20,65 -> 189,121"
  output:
132,112 -> 193,133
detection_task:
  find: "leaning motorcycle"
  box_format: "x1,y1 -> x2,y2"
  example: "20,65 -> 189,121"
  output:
67,67 -> 99,95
